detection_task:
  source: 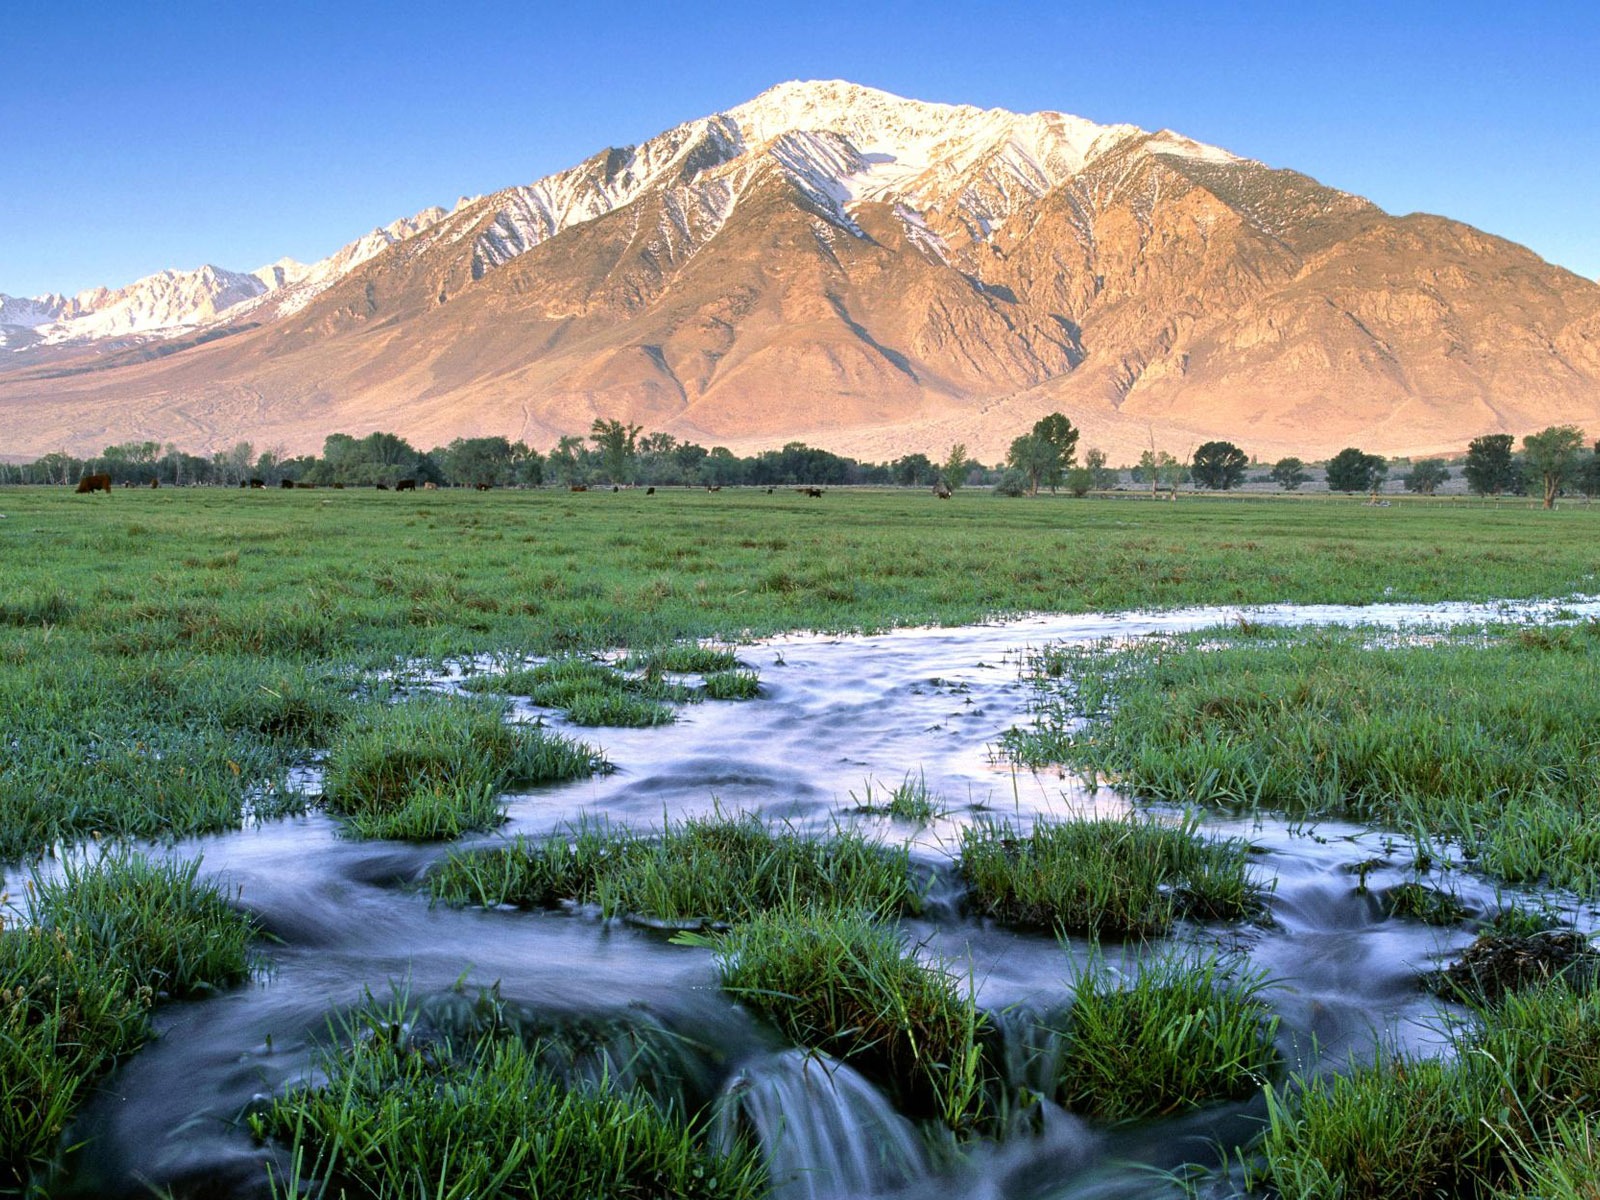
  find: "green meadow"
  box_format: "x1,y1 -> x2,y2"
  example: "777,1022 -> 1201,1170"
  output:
5,483 -> 1600,1196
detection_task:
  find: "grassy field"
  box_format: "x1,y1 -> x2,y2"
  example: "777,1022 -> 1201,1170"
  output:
5,484 -> 1600,1195
0,483 -> 1590,862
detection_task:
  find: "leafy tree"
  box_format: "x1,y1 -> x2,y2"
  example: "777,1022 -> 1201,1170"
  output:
27,451 -> 85,485
1325,447 -> 1386,494
1403,459 -> 1450,495
589,419 -> 642,485
993,468 -> 1028,497
1007,434 -> 1058,496
1137,449 -> 1184,495
1085,448 -> 1118,490
97,441 -> 162,484
1065,467 -> 1095,496
1030,413 -> 1080,491
1578,441 -> 1600,499
702,446 -> 745,487
210,441 -> 257,486
1190,440 -> 1248,490
513,445 -> 545,487
1463,434 -> 1518,497
309,432 -> 422,486
942,443 -> 973,491
546,435 -> 589,486
1269,457 -> 1308,491
673,442 -> 709,479
890,453 -> 937,487
1523,424 -> 1587,509
443,436 -> 517,488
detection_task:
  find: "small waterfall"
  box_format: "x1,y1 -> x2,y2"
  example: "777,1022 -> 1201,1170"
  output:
715,1049 -> 928,1200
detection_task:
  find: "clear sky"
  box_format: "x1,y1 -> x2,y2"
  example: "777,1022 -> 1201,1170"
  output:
3,0 -> 1596,298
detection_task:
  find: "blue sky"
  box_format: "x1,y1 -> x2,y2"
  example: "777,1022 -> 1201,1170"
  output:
3,0 -> 1597,297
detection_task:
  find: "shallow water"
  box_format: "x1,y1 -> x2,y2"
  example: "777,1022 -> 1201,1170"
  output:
15,597 -> 1600,1199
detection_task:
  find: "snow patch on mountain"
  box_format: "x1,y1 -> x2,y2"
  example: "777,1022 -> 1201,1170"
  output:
265,205 -> 451,316
10,265 -> 269,344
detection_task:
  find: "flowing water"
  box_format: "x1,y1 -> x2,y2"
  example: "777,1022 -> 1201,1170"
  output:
12,597 -> 1600,1199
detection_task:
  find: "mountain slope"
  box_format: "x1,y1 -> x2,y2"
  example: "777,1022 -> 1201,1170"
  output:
3,80 -> 1597,464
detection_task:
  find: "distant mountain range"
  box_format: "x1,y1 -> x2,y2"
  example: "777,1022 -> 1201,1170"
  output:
4,79 -> 1598,464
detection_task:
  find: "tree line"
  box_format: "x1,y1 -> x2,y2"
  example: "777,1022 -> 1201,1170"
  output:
0,424 -> 990,491
993,418 -> 1600,508
6,417 -> 1595,507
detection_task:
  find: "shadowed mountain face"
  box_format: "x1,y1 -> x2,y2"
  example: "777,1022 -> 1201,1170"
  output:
4,79 -> 1598,464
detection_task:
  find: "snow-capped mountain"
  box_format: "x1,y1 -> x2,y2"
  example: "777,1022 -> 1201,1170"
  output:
3,80 -> 1598,464
2,205 -> 456,348
3,82 -> 1238,347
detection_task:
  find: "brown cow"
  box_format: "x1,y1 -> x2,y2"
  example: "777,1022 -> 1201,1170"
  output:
396,479 -> 417,492
570,484 -> 588,492
149,479 -> 160,489
75,473 -> 112,494
475,482 -> 492,491
933,482 -> 952,499
804,486 -> 824,498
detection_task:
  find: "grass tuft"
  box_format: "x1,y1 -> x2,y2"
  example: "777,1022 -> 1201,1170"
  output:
701,669 -> 761,701
1383,881 -> 1468,925
464,656 -> 687,726
0,853 -> 254,1188
625,644 -> 742,675
322,695 -> 604,840
1037,953 -> 1279,1122
958,813 -> 1263,939
1259,980 -> 1600,1200
703,907 -> 988,1131
851,771 -> 940,822
430,812 -> 918,922
251,990 -> 764,1200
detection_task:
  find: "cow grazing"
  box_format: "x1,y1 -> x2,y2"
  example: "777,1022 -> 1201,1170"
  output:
612,485 -> 619,493
281,479 -> 295,489
707,485 -> 722,492
805,486 -> 824,498
375,483 -> 390,491
766,487 -> 774,494
475,482 -> 492,491
150,479 -> 160,489
249,478 -> 266,489
396,479 -> 417,492
75,473 -> 112,494
933,482 -> 952,499
570,484 -> 588,492
646,486 -> 655,495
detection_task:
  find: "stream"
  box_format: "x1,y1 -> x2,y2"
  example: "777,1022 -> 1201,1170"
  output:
13,596 -> 1600,1199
